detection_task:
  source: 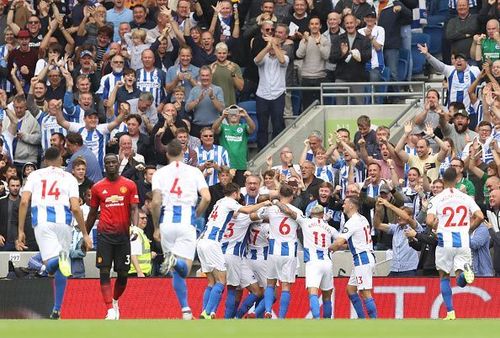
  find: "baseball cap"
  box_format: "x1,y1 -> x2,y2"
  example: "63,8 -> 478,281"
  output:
80,50 -> 93,58
454,52 -> 467,60
310,205 -> 324,215
84,109 -> 98,118
454,109 -> 469,118
17,30 -> 30,39
365,10 -> 377,18
380,183 -> 391,194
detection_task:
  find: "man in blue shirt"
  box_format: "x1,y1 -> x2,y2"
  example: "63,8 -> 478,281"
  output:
374,197 -> 422,276
65,132 -> 103,183
107,0 -> 133,42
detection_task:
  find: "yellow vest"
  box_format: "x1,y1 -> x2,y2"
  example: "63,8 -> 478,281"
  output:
129,227 -> 152,276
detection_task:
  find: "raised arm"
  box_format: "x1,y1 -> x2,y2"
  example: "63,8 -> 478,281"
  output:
373,200 -> 392,232
395,120 -> 413,163
378,197 -> 417,228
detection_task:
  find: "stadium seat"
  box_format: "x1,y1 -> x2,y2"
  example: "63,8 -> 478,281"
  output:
237,100 -> 258,143
423,24 -> 444,55
397,49 -> 411,82
411,32 -> 431,75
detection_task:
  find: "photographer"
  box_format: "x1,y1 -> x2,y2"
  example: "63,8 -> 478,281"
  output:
212,104 -> 255,186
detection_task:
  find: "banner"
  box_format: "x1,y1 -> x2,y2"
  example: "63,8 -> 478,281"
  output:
60,277 -> 500,319
0,279 -> 53,319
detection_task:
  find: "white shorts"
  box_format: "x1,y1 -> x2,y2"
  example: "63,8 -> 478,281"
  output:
305,260 -> 334,291
197,238 -> 226,273
247,257 -> 267,288
435,246 -> 472,274
224,255 -> 258,287
160,223 -> 196,260
267,255 -> 296,283
347,263 -> 374,290
34,222 -> 72,261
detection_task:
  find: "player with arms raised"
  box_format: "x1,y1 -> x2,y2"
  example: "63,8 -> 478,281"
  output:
426,167 -> 484,320
257,185 -> 303,319
86,153 -> 140,320
330,197 -> 377,319
16,147 -> 92,319
151,139 -> 211,320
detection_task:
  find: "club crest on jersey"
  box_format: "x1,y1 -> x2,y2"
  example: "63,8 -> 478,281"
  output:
237,127 -> 243,133
105,195 -> 124,203
120,186 -> 128,194
342,227 -> 349,233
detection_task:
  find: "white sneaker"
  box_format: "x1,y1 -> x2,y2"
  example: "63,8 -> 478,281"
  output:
105,308 -> 118,320
112,299 -> 120,319
182,307 -> 193,320
160,251 -> 177,275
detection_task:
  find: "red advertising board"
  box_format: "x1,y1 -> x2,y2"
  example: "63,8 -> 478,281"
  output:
61,277 -> 500,319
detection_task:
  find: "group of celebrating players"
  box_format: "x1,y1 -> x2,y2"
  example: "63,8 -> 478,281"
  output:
14,137 -> 483,320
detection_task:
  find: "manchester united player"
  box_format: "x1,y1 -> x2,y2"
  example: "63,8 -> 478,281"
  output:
86,153 -> 140,320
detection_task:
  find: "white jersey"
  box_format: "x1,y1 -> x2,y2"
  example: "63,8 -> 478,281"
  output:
247,221 -> 270,260
204,197 -> 242,242
340,213 -> 374,266
24,166 -> 79,227
68,122 -> 110,171
427,187 -> 481,249
152,160 -> 208,227
298,216 -> 338,263
258,204 -> 303,257
221,213 -> 252,257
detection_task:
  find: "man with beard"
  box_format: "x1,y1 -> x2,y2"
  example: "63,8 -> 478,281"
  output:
305,182 -> 341,229
210,42 -> 243,106
438,109 -> 478,154
97,54 -> 125,107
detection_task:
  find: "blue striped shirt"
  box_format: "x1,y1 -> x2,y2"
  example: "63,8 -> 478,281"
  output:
136,68 -> 166,107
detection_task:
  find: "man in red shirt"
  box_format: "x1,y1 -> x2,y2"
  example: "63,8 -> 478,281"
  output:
7,30 -> 38,92
86,153 -> 139,320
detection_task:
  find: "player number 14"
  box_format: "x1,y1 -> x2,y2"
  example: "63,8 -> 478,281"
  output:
41,180 -> 60,200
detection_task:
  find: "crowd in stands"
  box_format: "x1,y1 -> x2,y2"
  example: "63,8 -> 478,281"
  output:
0,0 -> 499,278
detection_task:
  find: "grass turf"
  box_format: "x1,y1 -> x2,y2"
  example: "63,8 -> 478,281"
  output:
1,319 -> 499,338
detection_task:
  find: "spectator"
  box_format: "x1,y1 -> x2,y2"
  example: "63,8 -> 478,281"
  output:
97,54 -> 125,107
111,114 -> 152,164
107,0 -> 134,42
210,42 -> 244,106
71,156 -> 93,201
305,181 -> 342,229
130,4 -> 155,30
445,0 -> 480,60
175,127 -> 198,167
295,160 -> 323,211
254,33 -> 288,150
185,65 -> 225,137
241,174 -> 261,205
414,89 -> 446,132
213,105 -> 255,186
49,132 -> 70,167
65,132 -> 103,183
471,19 -> 500,63
335,0 -> 375,25
165,46 -> 199,102
268,146 -> 301,180
196,127 -> 230,186
208,0 -> 240,45
353,115 -> 378,157
438,108 -> 478,154
405,224 -> 439,276
117,134 -> 145,180
129,210 -> 152,277
136,165 -> 155,208
7,30 -> 38,92
374,198 -> 422,276
322,11 -> 345,82
0,176 -> 23,250
470,222 -> 493,276
486,189 -> 500,276
123,28 -> 152,71
300,131 -> 324,165
136,49 -> 167,109
296,16 -> 331,110
205,165 -> 233,221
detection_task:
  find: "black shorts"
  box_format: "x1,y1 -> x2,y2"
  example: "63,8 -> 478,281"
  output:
96,232 -> 131,272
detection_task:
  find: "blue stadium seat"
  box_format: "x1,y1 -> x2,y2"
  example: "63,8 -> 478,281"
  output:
411,32 -> 431,75
398,49 -> 411,81
423,24 -> 444,55
237,100 -> 258,143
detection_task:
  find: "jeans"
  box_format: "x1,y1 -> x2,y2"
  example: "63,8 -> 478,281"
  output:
384,49 -> 399,82
400,25 -> 412,81
256,93 -> 286,150
334,79 -> 365,105
300,77 -> 325,111
367,68 -> 384,104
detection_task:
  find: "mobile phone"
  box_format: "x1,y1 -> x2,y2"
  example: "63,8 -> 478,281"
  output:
427,163 -> 436,169
228,104 -> 239,115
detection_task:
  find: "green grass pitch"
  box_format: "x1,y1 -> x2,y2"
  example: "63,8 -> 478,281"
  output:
1,319 -> 499,338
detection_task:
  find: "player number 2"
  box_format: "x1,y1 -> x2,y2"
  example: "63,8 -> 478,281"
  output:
41,180 -> 60,200
443,205 -> 468,227
170,178 -> 183,197
313,231 -> 326,247
279,217 -> 291,235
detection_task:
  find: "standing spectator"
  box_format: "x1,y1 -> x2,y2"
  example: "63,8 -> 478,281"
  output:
65,132 -> 103,183
117,134 -> 145,181
445,0 -> 480,61
254,34 -> 288,150
296,16 -> 331,110
97,54 -> 125,108
185,66 -> 225,138
196,127 -> 230,186
470,222 -> 493,276
129,210 -> 152,277
471,19 -> 500,63
0,176 -> 24,250
130,4 -> 155,30
136,50 -> 167,110
210,42 -> 244,107
374,198 -> 422,276
71,156 -> 93,201
136,165 -> 155,207
330,14 -> 371,105
213,106 -> 256,186
406,224 -> 439,276
165,46 -> 199,102
323,12 -> 345,82
7,30 -> 38,92
335,0 -> 375,25
107,0 -> 134,42
2,96 -> 40,171
438,108 -> 478,154
353,115 -> 378,157
486,189 -> 500,276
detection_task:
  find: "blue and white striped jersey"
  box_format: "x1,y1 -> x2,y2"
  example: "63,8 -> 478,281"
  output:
443,65 -> 480,108
221,213 -> 252,257
63,91 -> 85,123
24,166 -> 80,227
68,123 -> 110,171
246,220 -> 269,260
196,144 -> 230,186
152,160 -> 208,227
204,196 -> 242,242
96,71 -> 124,101
136,68 -> 166,107
36,112 -> 67,151
299,216 -> 338,263
339,213 -> 374,266
315,164 -> 336,183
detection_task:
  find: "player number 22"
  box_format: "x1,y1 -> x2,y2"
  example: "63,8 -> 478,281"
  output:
41,180 -> 60,200
443,205 -> 468,227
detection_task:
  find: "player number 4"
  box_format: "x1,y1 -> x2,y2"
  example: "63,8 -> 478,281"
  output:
170,178 -> 183,198
41,180 -> 60,200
